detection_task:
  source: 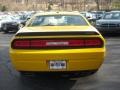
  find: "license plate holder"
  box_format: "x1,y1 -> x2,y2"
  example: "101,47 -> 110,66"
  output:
49,60 -> 67,70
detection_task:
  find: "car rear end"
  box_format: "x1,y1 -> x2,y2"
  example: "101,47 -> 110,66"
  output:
10,12 -> 105,75
10,30 -> 105,73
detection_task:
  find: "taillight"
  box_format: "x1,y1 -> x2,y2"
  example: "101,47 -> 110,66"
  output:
11,38 -> 103,49
85,39 -> 102,46
12,40 -> 30,48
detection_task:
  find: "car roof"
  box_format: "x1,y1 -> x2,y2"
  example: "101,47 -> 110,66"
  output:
105,11 -> 120,14
34,11 -> 81,16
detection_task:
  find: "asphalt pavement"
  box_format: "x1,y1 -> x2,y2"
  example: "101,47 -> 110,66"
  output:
0,32 -> 120,90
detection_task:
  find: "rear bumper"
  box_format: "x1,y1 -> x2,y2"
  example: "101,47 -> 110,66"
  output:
10,48 -> 105,72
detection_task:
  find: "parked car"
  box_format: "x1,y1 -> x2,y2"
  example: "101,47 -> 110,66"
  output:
16,15 -> 29,27
0,15 -> 7,32
80,11 -> 97,25
10,11 -> 105,76
90,11 -> 105,20
96,11 -> 120,34
0,15 -> 19,33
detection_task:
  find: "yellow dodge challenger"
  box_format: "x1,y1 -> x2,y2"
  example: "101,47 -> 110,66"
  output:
9,11 -> 105,76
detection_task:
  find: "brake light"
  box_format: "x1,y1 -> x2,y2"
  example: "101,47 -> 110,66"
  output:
85,39 -> 102,46
11,38 -> 103,49
13,40 -> 30,48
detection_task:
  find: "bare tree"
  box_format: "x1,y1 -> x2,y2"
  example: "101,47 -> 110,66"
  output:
95,0 -> 100,10
105,0 -> 112,10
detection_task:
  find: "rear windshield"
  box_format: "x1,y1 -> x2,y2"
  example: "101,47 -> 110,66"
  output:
27,15 -> 88,26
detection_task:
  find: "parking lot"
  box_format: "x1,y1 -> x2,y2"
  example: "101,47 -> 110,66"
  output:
0,32 -> 120,90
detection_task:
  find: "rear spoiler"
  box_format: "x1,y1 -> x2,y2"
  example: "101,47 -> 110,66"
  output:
16,31 -> 99,36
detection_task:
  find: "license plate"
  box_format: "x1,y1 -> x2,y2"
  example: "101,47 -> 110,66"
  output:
49,61 -> 66,70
